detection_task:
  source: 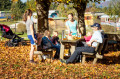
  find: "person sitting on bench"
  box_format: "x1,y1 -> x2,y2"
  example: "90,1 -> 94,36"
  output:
60,23 -> 103,64
41,30 -> 60,59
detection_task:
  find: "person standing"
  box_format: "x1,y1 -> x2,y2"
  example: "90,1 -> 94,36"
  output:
65,13 -> 79,36
23,9 -> 37,63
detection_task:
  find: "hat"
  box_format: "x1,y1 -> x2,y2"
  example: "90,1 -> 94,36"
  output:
91,23 -> 100,28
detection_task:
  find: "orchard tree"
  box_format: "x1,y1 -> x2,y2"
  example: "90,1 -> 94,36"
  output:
35,0 -> 105,35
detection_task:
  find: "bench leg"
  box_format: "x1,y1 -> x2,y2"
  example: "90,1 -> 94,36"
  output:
93,58 -> 98,64
60,43 -> 64,59
50,52 -> 53,63
82,55 -> 86,64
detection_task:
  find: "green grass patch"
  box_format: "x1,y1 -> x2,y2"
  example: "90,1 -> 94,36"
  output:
0,21 -> 17,26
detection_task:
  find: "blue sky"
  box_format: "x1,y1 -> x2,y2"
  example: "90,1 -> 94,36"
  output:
21,0 -> 27,3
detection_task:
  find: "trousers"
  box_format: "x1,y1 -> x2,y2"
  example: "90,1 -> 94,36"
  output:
66,46 -> 95,63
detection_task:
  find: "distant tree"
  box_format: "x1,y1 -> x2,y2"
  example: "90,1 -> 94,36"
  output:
56,3 -> 77,17
102,0 -> 120,31
26,0 -> 36,12
0,0 -> 11,11
56,3 -> 66,17
11,0 -> 26,20
50,2 -> 58,10
90,3 -> 102,13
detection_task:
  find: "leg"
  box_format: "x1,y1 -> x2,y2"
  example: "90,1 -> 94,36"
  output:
52,45 -> 60,58
28,35 -> 37,63
70,45 -> 76,55
66,48 -> 81,63
30,44 -> 35,60
66,46 -> 95,63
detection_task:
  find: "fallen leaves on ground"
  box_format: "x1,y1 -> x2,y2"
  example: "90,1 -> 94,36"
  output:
0,41 -> 120,79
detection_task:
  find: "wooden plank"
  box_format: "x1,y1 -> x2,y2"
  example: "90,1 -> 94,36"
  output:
82,52 -> 94,55
34,51 -> 43,55
60,42 -> 64,59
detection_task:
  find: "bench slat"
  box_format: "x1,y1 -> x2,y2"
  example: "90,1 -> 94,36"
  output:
34,51 -> 43,55
82,52 -> 94,55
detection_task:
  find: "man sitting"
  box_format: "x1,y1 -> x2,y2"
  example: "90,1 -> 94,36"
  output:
60,23 -> 103,64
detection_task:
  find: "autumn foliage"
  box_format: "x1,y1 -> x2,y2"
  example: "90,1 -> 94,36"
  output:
0,41 -> 120,78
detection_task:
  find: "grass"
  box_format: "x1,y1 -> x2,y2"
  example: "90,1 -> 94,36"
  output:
0,21 -> 17,26
0,31 -> 29,40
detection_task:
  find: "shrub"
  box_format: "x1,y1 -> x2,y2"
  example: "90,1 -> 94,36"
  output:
16,23 -> 26,33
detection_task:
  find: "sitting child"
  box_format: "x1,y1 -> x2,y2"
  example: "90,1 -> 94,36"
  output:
77,32 -> 92,47
41,30 -> 60,59
84,32 -> 92,43
51,31 -> 60,46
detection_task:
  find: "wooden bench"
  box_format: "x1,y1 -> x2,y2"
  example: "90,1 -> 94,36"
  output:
106,34 -> 120,51
33,33 -> 54,62
34,48 -> 53,62
82,38 -> 108,64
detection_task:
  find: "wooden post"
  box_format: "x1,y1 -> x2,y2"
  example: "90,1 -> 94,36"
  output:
62,30 -> 64,40
15,23 -> 16,32
93,58 -> 97,64
60,43 -> 64,59
82,55 -> 86,64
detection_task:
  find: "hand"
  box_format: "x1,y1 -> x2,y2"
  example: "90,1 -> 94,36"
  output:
68,33 -> 72,36
86,42 -> 91,46
78,33 -> 81,35
33,38 -> 37,43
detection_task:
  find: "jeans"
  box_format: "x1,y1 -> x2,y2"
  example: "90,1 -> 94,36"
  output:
66,46 -> 95,63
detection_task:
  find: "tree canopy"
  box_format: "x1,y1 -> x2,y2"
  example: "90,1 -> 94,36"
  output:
11,0 -> 26,20
0,0 -> 11,11
35,0 -> 105,34
103,0 -> 120,17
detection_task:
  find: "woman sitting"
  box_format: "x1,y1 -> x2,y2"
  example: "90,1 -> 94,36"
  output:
41,30 -> 60,59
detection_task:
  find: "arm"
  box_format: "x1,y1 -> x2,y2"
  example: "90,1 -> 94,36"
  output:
76,21 -> 80,34
87,32 -> 102,46
30,24 -> 37,43
66,25 -> 70,34
76,25 -> 80,34
65,21 -> 71,34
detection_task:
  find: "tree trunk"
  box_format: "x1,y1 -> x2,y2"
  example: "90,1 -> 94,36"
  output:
36,0 -> 51,33
75,2 -> 87,36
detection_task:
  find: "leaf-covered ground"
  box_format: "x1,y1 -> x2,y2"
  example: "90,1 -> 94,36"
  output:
0,41 -> 120,79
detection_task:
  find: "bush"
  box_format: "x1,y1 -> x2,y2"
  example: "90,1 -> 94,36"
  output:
16,23 -> 26,33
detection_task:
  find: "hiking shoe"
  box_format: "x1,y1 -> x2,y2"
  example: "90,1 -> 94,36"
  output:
60,59 -> 67,64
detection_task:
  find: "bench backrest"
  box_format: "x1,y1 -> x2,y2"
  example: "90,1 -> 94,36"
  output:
36,33 -> 43,51
95,38 -> 108,55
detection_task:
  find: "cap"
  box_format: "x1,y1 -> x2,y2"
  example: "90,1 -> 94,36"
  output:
91,23 -> 100,28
